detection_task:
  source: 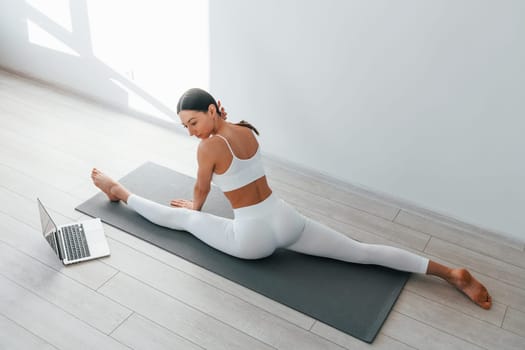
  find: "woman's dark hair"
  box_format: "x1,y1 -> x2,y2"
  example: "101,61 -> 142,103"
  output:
177,88 -> 259,135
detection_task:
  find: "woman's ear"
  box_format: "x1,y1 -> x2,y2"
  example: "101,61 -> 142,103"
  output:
208,103 -> 217,116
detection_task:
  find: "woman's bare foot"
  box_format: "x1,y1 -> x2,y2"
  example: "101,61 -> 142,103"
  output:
90,168 -> 130,203
427,261 -> 492,309
447,268 -> 492,309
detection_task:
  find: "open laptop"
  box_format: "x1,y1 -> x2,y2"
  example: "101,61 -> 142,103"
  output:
37,198 -> 110,265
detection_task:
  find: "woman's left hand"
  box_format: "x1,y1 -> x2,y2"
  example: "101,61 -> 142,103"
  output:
170,199 -> 194,209
217,100 -> 228,120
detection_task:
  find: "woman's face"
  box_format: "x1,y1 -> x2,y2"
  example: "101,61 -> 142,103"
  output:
179,108 -> 214,139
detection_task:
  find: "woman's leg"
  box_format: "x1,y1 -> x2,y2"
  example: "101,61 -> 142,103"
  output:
286,218 -> 429,273
126,194 -> 241,255
286,217 -> 492,309
91,169 -> 242,258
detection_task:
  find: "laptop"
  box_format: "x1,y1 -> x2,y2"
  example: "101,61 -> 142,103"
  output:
37,198 -> 110,265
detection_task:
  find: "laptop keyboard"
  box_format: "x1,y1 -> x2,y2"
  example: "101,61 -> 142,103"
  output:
62,224 -> 90,261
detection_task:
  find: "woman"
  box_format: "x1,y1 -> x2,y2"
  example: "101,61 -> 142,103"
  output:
92,88 -> 492,309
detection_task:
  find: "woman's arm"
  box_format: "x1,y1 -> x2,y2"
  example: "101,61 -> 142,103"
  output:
192,142 -> 214,210
169,141 -> 215,210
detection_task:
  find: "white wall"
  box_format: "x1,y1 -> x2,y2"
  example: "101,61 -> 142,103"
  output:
209,0 -> 525,242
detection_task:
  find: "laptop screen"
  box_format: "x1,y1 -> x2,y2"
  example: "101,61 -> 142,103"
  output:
37,199 -> 60,257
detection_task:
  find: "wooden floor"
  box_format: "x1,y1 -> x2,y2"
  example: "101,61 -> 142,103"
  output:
1,69 -> 524,350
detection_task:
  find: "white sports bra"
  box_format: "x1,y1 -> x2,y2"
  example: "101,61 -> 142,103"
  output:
212,134 -> 266,192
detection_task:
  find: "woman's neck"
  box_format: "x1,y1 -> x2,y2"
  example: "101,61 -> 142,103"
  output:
212,119 -> 228,135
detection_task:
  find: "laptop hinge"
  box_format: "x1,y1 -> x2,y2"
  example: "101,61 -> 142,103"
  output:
55,230 -> 66,261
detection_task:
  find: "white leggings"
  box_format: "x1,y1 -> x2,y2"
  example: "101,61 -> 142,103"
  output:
127,193 -> 429,274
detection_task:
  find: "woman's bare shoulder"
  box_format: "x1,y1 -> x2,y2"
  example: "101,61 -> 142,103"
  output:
198,135 -> 228,158
199,136 -> 217,150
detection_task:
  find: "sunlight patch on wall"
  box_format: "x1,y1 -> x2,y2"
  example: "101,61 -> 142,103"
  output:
88,0 -> 209,123
109,78 -> 173,122
25,0 -> 78,55
26,0 -> 73,32
27,20 -> 79,56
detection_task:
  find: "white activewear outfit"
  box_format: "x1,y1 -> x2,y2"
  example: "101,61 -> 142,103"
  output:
127,134 -> 429,274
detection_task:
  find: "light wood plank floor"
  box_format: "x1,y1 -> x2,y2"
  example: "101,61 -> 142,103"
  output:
1,69 -> 524,349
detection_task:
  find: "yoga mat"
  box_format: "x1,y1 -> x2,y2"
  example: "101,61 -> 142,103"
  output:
76,162 -> 409,343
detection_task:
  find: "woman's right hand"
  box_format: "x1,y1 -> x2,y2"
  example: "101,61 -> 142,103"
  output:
170,199 -> 195,210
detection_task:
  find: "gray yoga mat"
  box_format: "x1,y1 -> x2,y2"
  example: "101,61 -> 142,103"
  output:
76,162 -> 409,343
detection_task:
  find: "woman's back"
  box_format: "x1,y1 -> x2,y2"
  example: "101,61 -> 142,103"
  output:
207,124 -> 272,209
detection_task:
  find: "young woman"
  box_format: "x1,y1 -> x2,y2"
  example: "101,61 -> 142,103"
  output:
92,88 -> 492,309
